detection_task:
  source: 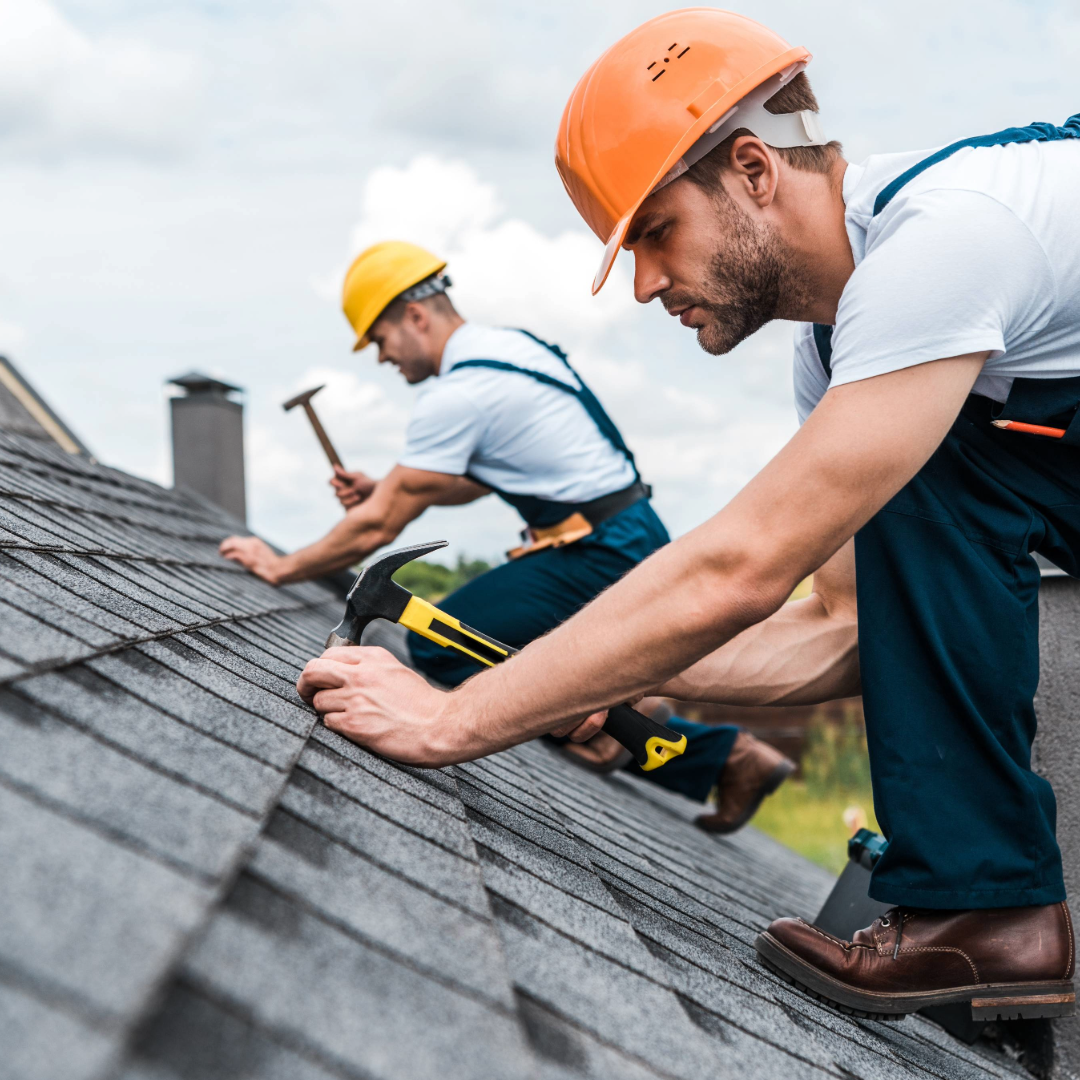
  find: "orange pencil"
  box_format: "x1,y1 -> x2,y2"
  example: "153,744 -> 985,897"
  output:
992,419 -> 1066,439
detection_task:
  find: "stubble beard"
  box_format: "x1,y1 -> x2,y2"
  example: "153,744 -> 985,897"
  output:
672,200 -> 809,357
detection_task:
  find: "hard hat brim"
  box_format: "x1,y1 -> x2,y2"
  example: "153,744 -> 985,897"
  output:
589,45 -> 811,295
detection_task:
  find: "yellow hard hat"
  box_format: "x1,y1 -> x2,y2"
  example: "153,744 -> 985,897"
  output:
342,241 -> 448,351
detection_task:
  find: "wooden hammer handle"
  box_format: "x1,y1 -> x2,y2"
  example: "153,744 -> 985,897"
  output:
303,403 -> 344,469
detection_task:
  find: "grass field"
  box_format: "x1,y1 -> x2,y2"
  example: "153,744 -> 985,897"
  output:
752,781 -> 879,875
750,714 -> 879,875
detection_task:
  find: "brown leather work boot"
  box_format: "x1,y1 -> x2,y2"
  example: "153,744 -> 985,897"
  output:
755,903 -> 1076,1020
695,731 -> 795,835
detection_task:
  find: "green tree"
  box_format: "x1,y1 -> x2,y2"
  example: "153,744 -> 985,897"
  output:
392,555 -> 492,602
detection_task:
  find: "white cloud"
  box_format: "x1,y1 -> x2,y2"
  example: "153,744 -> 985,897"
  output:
0,0 -> 203,158
341,155 -> 635,344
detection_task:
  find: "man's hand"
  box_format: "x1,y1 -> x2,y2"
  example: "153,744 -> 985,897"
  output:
550,711 -> 608,743
219,535 -> 286,584
331,466 -> 377,510
297,646 -> 469,767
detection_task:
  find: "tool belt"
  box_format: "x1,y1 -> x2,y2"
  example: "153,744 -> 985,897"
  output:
507,480 -> 651,560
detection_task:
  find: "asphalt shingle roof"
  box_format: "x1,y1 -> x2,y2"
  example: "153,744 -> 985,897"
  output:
0,428 -> 1033,1080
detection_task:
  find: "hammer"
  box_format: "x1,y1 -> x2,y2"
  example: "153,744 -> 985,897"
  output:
325,539 -> 687,772
283,385 -> 344,469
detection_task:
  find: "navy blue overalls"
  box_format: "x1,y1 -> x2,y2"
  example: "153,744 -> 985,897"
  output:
407,330 -> 739,801
813,114 -> 1080,908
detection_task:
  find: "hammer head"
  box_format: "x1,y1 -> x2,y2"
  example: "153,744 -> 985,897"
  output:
283,385 -> 325,412
326,539 -> 449,647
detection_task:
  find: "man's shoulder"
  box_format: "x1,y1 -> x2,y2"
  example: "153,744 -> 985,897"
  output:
443,325 -> 573,383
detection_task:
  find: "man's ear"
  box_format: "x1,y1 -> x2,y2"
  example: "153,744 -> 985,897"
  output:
404,301 -> 430,333
728,135 -> 777,209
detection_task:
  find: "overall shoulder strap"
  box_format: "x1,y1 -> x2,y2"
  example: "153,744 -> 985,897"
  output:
813,113 -> 1080,385
873,113 -> 1080,217
511,327 -> 570,363
452,358 -> 576,393
455,337 -> 641,479
812,323 -> 834,379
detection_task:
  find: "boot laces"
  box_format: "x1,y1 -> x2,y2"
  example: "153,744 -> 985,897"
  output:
877,908 -> 904,959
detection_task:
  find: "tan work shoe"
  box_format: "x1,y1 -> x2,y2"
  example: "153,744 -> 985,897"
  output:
695,731 -> 795,835
755,903 -> 1076,1021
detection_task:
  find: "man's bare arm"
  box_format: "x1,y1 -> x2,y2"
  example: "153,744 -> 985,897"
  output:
220,466 -> 488,584
659,539 -> 858,706
298,353 -> 985,766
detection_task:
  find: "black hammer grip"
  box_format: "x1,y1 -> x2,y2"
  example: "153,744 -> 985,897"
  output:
601,703 -> 687,772
396,593 -> 686,771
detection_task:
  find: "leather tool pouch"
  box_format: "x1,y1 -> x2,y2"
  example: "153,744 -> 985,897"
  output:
507,512 -> 594,560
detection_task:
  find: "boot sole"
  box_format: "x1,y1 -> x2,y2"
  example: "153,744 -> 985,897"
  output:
696,759 -> 796,835
755,932 -> 1075,1022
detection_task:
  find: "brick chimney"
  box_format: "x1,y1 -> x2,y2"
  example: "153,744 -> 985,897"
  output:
167,372 -> 246,523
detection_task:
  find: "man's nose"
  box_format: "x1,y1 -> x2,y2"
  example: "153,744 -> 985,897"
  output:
632,251 -> 671,305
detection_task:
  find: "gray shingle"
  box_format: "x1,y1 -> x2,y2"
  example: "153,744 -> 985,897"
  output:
0,598 -> 90,671
87,648 -> 306,768
487,895 -> 723,1080
280,765 -> 489,915
197,622 -> 305,682
252,807 -> 513,1005
0,782 -> 212,1017
0,563 -> 124,648
5,549 -> 164,634
0,493 -> 75,548
175,630 -> 304,702
0,981 -> 118,1080
121,982 -> 344,1080
515,991 -> 670,1080
0,689 -> 258,878
138,637 -> 314,736
182,875 -> 535,1080
62,556 -> 205,628
15,667 -> 286,816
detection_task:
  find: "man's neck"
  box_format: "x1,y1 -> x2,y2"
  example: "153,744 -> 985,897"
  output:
430,314 -> 467,376
781,157 -> 855,326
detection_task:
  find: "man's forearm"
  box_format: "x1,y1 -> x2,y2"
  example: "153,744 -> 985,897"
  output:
661,539 -> 859,706
659,592 -> 859,705
275,515 -> 394,584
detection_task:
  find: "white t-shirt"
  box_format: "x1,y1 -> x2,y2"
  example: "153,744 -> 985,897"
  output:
398,323 -> 637,502
794,137 -> 1080,422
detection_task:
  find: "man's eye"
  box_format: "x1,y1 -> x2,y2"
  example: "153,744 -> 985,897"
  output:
646,222 -> 669,242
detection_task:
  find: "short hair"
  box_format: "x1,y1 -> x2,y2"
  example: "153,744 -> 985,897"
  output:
377,289 -> 458,327
684,72 -> 843,196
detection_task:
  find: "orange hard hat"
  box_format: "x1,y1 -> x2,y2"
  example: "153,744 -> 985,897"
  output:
556,9 -> 817,293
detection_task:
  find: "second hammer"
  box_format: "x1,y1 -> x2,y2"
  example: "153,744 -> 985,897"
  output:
283,385 -> 344,469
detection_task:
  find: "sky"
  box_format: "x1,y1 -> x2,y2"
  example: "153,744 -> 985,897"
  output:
1,0 -> 1078,563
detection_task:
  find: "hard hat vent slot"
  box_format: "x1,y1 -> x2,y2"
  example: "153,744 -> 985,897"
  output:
647,44 -> 689,80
